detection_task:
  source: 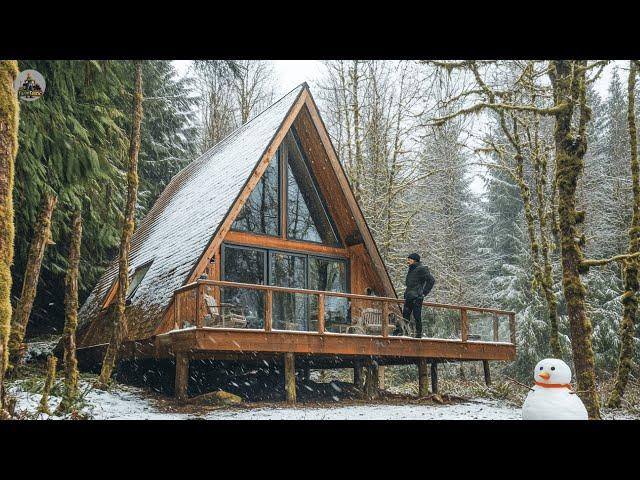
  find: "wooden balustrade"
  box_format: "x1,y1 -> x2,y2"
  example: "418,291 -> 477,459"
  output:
170,279 -> 517,345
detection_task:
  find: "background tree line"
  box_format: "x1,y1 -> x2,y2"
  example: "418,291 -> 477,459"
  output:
1,60 -> 638,418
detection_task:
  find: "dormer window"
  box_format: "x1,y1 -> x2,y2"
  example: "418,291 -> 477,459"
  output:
126,262 -> 152,302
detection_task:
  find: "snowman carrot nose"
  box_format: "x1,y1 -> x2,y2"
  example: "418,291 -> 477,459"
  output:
538,371 -> 550,380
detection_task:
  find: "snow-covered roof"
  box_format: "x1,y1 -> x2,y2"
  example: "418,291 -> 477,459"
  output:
77,84 -> 306,345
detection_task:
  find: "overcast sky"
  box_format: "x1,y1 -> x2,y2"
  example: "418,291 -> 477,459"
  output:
173,60 -> 625,100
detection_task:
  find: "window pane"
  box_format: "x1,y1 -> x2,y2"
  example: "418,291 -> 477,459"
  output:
309,257 -> 348,327
232,152 -> 279,236
126,262 -> 152,300
285,131 -> 339,245
270,252 -> 307,331
222,246 -> 265,328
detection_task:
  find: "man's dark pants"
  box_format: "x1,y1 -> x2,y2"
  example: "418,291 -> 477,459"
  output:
402,297 -> 423,337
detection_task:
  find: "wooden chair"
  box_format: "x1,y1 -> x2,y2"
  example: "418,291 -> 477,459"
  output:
360,308 -> 396,336
203,294 -> 247,329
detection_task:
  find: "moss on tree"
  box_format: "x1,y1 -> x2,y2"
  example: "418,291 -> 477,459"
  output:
0,60 -> 19,416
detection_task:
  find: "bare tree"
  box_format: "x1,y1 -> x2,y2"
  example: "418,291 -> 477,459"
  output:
97,61 -> 143,389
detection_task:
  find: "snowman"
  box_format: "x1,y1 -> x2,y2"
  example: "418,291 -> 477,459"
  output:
521,358 -> 588,420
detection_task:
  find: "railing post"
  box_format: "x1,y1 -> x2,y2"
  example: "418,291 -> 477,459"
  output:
195,283 -> 202,328
176,292 -> 182,329
493,315 -> 499,342
173,295 -> 178,329
460,308 -> 468,342
509,312 -> 516,344
381,301 -> 389,338
317,293 -> 325,334
265,289 -> 273,332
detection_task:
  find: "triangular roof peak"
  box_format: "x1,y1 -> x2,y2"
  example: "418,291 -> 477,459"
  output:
77,84 -> 395,346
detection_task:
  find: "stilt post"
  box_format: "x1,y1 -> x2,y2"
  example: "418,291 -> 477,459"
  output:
430,362 -> 438,395
418,358 -> 429,397
482,360 -> 491,386
175,351 -> 189,401
284,352 -> 296,403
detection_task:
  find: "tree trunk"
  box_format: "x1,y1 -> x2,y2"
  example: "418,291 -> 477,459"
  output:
608,60 -> 640,408
38,355 -> 57,415
0,60 -> 20,416
97,61 -> 143,388
8,190 -> 57,368
550,60 -> 600,419
57,208 -> 82,413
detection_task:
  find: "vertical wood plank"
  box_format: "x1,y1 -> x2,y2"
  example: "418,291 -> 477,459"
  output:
195,283 -> 202,328
418,358 -> 429,397
483,360 -> 492,386
431,362 -> 439,394
509,313 -> 516,344
317,293 -> 325,334
381,301 -> 389,338
265,290 -> 273,332
284,352 -> 296,403
173,297 -> 178,329
493,315 -> 499,342
460,309 -> 468,342
175,351 -> 189,401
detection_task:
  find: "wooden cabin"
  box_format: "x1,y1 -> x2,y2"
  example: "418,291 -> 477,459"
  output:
74,84 -> 516,401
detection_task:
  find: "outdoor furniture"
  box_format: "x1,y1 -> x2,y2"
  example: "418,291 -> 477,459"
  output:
360,308 -> 396,336
203,294 -> 248,329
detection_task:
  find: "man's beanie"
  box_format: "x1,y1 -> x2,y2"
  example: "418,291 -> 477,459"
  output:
408,253 -> 420,262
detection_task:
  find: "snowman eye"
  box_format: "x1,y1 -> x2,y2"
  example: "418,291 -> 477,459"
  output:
539,366 -> 543,370
551,367 -> 555,371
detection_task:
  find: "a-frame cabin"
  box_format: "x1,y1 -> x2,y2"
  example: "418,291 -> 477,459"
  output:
74,84 -> 516,401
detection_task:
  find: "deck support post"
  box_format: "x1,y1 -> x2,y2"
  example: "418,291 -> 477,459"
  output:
482,360 -> 491,386
353,361 -> 364,389
418,358 -> 429,397
303,367 -> 311,381
364,359 -> 380,400
378,365 -> 385,390
175,351 -> 189,401
430,362 -> 438,395
284,352 -> 296,404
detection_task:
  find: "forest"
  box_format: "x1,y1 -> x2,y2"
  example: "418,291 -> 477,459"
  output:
0,59 -> 639,420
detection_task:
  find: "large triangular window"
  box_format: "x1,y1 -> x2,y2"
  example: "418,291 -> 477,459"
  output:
285,130 -> 339,246
232,151 -> 280,236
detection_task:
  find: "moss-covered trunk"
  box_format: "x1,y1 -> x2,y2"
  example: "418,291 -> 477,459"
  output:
608,60 -> 640,408
550,60 -> 600,419
0,60 -> 19,416
38,355 -> 57,415
97,61 -> 143,388
8,190 -> 56,367
57,208 -> 82,412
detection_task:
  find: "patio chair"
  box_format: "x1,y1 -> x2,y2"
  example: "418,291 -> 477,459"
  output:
203,294 -> 248,329
361,308 -> 396,336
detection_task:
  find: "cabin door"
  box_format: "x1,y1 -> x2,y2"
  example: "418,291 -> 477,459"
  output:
269,251 -> 308,331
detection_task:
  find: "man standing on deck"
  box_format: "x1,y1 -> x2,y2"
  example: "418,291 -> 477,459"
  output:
396,253 -> 435,338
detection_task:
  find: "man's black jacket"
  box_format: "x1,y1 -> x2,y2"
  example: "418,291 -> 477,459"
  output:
404,262 -> 435,300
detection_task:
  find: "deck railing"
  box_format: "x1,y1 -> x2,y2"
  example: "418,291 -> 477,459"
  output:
171,279 -> 516,344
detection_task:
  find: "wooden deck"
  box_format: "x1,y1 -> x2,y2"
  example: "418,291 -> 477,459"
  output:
78,279 -> 516,401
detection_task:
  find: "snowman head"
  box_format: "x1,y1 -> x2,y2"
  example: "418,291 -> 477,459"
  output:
534,358 -> 572,384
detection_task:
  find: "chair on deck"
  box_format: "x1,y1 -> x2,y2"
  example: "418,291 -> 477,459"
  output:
360,308 -> 396,336
203,294 -> 248,329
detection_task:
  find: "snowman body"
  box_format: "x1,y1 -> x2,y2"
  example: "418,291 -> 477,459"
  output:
521,358 -> 588,420
522,385 -> 588,420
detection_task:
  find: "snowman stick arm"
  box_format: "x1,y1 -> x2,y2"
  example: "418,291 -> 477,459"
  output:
504,375 -> 535,392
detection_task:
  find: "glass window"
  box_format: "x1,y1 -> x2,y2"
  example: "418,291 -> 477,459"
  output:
232,152 -> 279,236
269,252 -> 307,331
126,262 -> 152,301
222,246 -> 266,328
309,257 -> 348,325
285,131 -> 339,245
